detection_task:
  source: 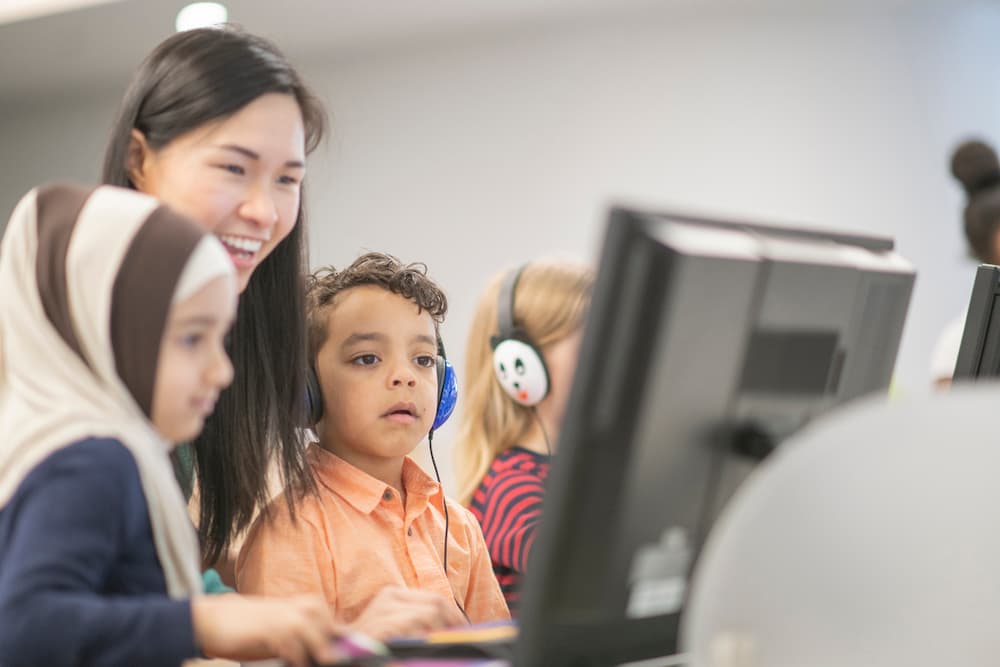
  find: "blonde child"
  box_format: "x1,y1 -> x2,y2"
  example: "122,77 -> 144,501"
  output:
454,260 -> 593,614
237,252 -> 509,639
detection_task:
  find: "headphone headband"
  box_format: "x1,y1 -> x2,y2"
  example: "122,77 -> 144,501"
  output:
495,264 -> 525,343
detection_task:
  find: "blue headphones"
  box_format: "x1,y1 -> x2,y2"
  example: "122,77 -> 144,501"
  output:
305,333 -> 457,432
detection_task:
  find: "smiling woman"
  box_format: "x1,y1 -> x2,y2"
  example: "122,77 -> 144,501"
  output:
125,92 -> 306,290
101,25 -> 328,570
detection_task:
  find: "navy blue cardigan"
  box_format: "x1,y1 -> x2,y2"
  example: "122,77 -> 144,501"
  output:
0,437 -> 198,666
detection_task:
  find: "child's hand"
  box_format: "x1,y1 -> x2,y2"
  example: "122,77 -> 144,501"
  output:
192,593 -> 339,667
348,586 -> 468,640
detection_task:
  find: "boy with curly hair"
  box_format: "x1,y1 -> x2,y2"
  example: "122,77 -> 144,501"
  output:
237,252 -> 509,639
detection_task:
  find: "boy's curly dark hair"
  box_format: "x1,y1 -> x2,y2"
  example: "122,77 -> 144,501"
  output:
306,252 -> 448,361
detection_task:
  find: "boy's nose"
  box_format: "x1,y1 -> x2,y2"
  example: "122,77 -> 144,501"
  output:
389,363 -> 417,387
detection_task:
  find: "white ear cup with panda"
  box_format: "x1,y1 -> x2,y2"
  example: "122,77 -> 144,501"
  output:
490,266 -> 550,407
492,336 -> 549,406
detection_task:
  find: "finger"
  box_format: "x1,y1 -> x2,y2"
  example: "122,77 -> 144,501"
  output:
299,597 -> 339,635
429,594 -> 467,627
277,638 -> 309,667
299,615 -> 337,665
377,610 -> 435,639
379,593 -> 458,630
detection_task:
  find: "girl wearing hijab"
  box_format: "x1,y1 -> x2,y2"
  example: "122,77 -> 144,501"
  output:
0,184 -> 338,667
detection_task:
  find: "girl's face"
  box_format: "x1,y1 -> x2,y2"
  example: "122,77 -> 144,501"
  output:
539,329 -> 584,437
151,274 -> 238,443
129,93 -> 307,292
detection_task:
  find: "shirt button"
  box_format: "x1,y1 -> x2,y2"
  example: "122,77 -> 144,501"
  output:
383,490 -> 393,501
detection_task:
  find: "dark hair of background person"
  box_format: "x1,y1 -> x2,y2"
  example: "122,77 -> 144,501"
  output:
951,139 -> 1000,265
101,26 -> 328,564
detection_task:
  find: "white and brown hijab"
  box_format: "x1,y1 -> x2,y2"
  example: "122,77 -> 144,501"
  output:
0,183 -> 234,598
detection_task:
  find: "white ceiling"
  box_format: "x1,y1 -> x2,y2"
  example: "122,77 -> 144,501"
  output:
0,0 -> 976,104
0,0 -> 123,24
0,0 -> 665,102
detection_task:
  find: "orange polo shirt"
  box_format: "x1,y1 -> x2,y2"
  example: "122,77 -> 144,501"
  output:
235,445 -> 510,625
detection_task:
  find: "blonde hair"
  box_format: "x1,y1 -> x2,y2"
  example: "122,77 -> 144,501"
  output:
454,260 -> 594,505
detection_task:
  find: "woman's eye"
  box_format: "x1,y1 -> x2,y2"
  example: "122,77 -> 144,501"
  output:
219,164 -> 245,175
415,355 -> 435,368
353,354 -> 379,366
278,174 -> 300,186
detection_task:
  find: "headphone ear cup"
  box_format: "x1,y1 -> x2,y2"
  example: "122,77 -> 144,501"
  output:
305,365 -> 324,426
492,337 -> 550,407
433,356 -> 458,431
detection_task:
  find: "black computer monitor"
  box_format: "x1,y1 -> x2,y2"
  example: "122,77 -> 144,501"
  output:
515,206 -> 915,667
953,264 -> 1000,381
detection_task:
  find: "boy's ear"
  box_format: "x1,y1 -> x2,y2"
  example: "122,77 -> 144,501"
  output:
126,129 -> 153,190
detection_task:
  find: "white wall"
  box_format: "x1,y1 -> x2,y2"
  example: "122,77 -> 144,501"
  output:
0,88 -> 120,218
3,2 -> 999,490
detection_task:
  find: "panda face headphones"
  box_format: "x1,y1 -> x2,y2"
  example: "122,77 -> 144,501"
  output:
305,332 -> 458,432
490,265 -> 551,407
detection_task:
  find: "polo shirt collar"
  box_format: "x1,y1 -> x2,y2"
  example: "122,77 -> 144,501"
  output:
308,445 -> 442,515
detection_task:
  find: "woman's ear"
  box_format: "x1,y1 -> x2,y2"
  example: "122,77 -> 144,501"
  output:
126,129 -> 152,190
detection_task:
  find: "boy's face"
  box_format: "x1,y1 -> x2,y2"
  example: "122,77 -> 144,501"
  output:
315,285 -> 439,465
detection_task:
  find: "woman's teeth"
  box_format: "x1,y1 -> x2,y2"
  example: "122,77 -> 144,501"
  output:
218,234 -> 263,255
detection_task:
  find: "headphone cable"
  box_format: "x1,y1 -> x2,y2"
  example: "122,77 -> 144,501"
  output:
427,430 -> 470,623
530,407 -> 553,457
427,429 -> 450,573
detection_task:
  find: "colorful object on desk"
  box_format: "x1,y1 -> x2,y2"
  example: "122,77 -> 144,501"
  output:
385,621 -> 517,662
320,631 -> 390,664
416,621 -> 517,645
385,660 -> 508,666
319,623 -> 516,665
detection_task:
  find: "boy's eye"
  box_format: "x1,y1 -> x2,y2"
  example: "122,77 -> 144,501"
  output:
353,354 -> 379,366
415,355 -> 435,368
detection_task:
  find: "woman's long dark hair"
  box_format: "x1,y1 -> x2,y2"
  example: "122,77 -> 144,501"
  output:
102,26 -> 327,563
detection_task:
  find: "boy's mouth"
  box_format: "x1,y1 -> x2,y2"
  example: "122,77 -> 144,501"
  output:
383,402 -> 417,416
383,402 -> 418,423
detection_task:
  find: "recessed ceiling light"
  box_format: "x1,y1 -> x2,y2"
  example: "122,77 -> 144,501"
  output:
175,2 -> 227,32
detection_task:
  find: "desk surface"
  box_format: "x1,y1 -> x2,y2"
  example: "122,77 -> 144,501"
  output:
620,653 -> 687,667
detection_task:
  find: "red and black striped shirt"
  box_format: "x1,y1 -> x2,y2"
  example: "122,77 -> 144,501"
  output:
468,446 -> 550,615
